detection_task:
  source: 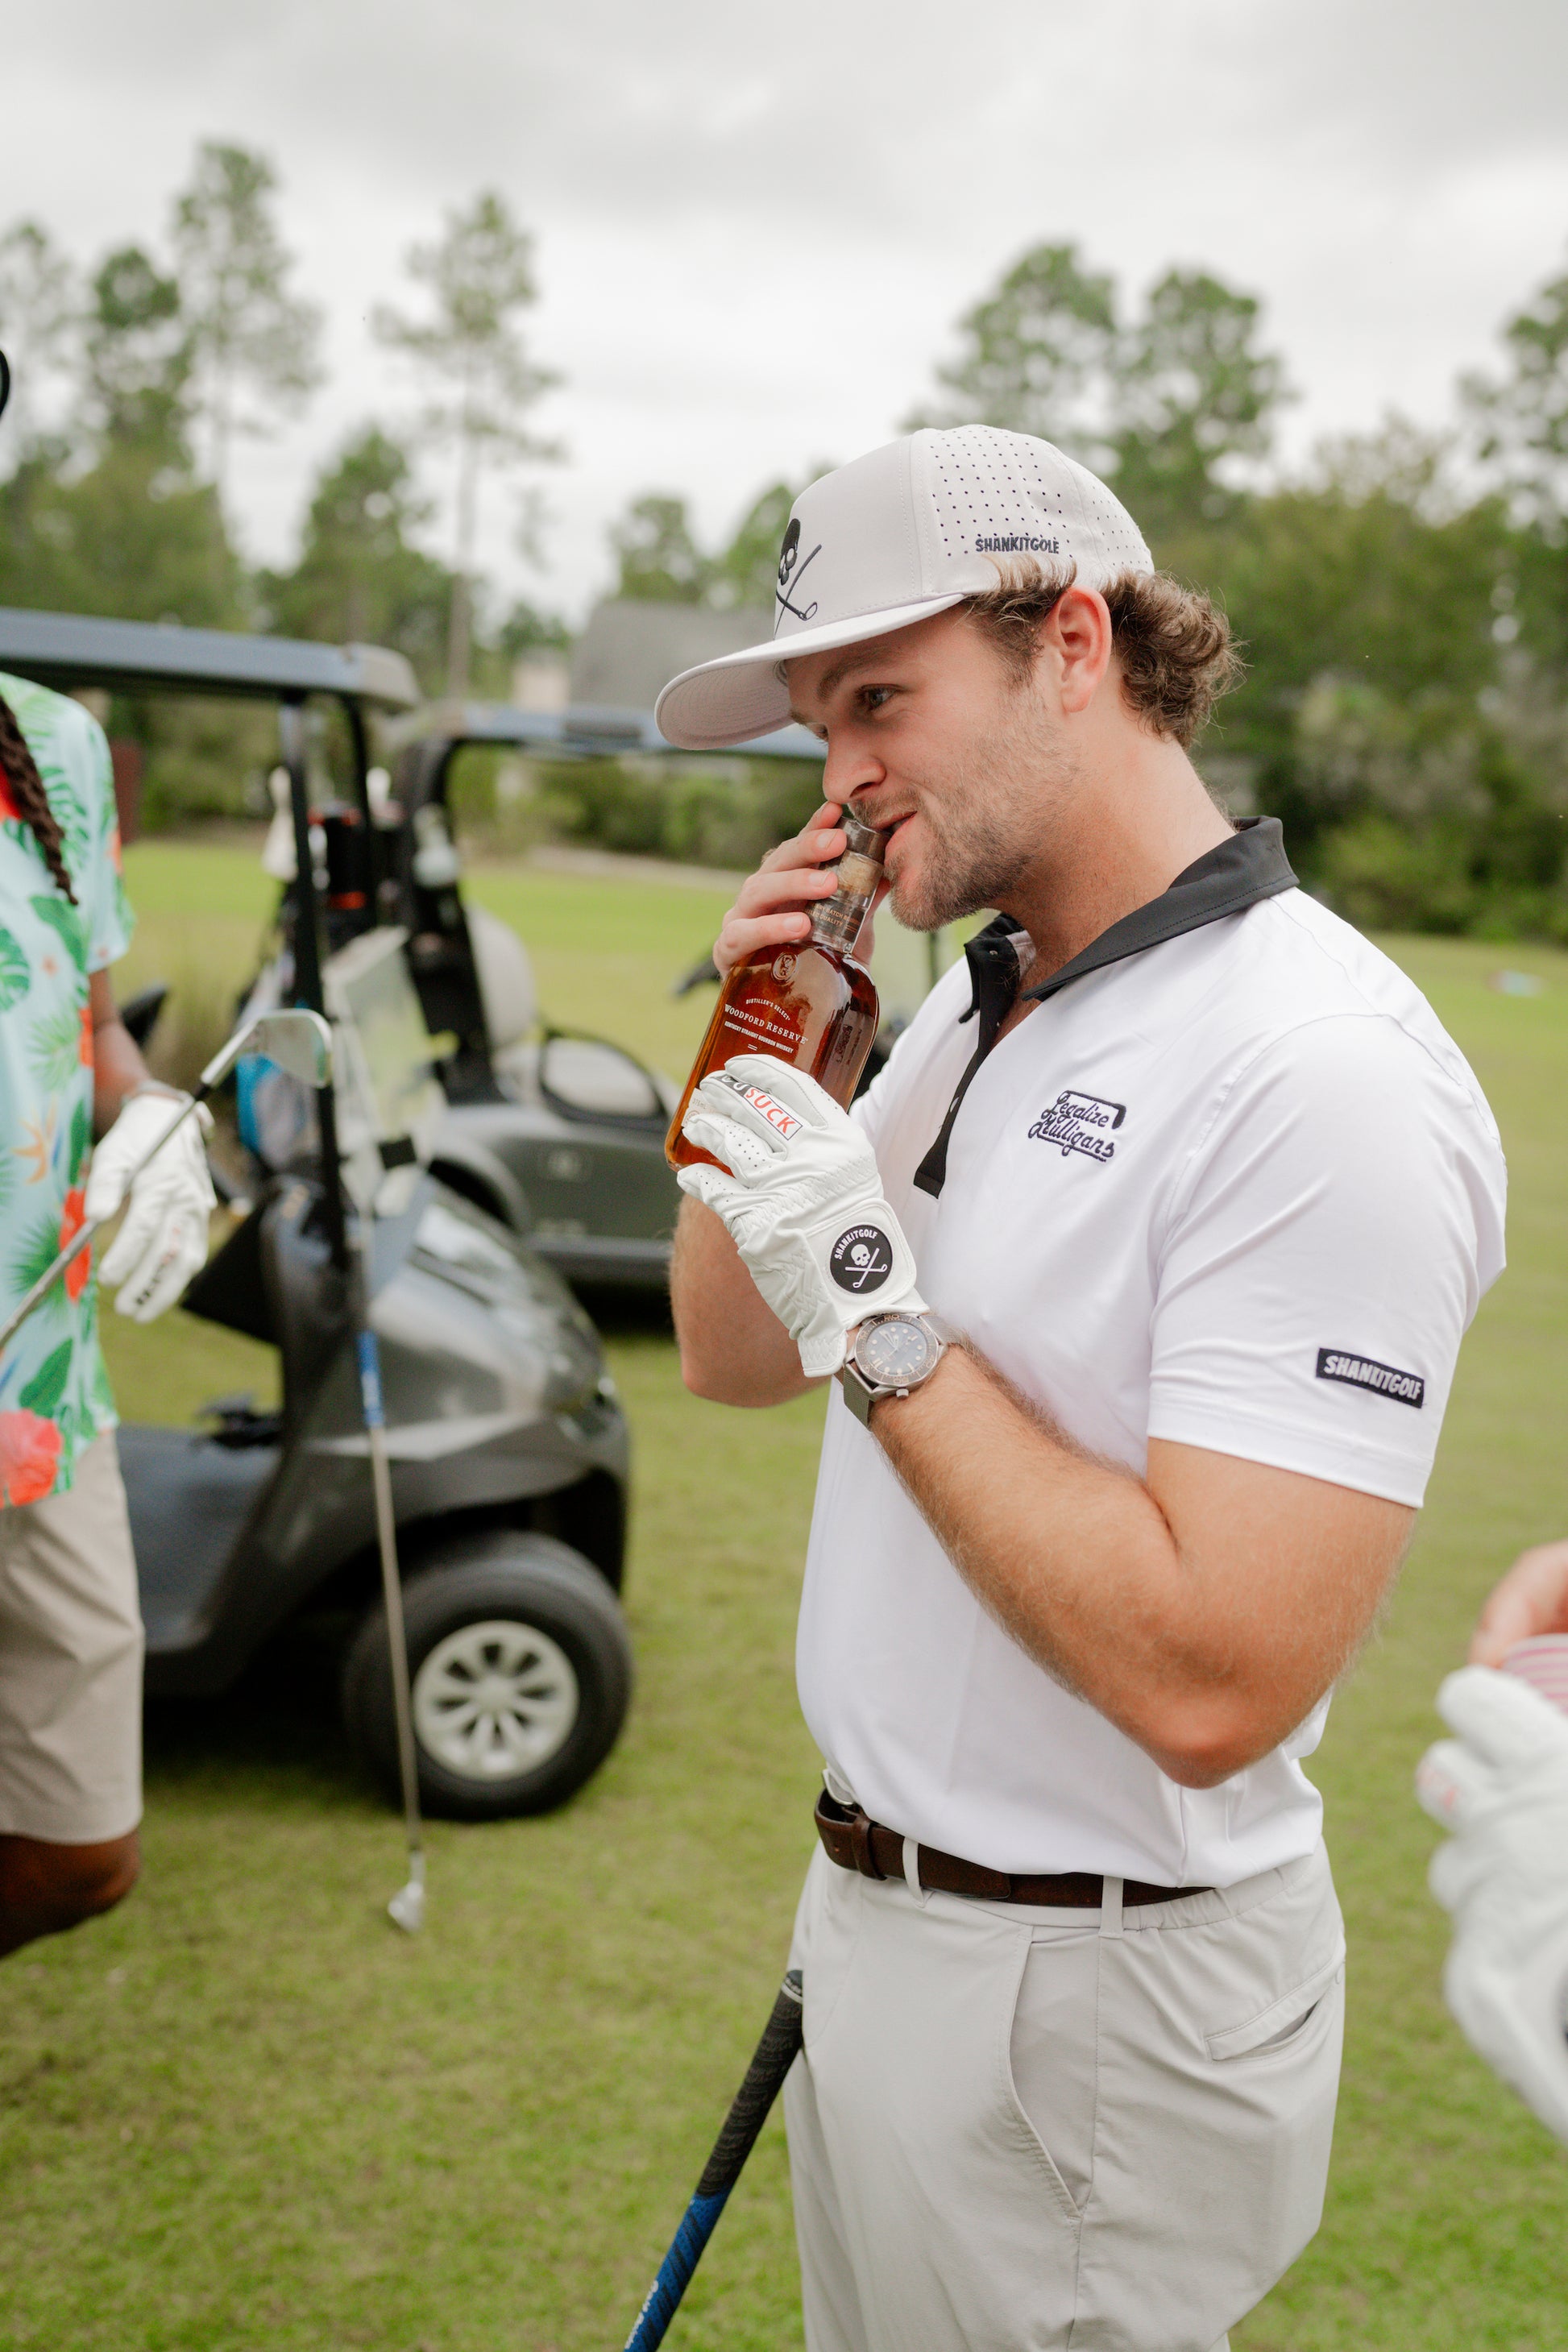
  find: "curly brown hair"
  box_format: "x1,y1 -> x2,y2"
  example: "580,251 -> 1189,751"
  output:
0,692 -> 77,904
964,559 -> 1244,750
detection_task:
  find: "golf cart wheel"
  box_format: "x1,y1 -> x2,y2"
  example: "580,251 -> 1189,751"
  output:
342,1535 -> 633,1822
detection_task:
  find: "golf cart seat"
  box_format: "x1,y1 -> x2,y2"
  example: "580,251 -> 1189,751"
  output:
467,902 -> 537,1049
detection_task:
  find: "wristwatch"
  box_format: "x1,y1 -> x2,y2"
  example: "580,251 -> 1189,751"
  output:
839,1312 -> 954,1426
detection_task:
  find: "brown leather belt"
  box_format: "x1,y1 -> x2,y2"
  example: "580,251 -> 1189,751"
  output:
815,1792 -> 1210,1909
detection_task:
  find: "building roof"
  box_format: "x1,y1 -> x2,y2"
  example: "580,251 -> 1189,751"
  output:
568,599 -> 774,713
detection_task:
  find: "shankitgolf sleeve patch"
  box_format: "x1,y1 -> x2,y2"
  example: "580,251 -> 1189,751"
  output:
1315,1350 -> 1425,1408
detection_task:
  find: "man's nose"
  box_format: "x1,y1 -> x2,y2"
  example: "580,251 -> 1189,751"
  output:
823,733 -> 884,803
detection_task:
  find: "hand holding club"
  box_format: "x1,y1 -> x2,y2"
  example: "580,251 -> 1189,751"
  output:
84,1090 -> 216,1324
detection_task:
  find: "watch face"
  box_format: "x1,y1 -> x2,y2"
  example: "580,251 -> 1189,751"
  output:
857,1316 -> 941,1387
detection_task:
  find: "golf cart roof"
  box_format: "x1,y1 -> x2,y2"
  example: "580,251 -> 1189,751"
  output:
384,698 -> 825,765
0,608 -> 421,711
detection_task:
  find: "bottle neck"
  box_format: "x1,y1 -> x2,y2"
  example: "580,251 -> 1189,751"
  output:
808,890 -> 873,956
807,844 -> 884,957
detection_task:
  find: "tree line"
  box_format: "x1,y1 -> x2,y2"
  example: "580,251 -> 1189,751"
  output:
0,145 -> 561,705
2,143 -> 1568,934
620,247 -> 1568,940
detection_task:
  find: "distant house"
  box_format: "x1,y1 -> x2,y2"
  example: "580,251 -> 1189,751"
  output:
569,602 -> 771,714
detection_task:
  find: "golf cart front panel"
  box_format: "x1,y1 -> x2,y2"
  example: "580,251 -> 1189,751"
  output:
141,1172 -> 628,1696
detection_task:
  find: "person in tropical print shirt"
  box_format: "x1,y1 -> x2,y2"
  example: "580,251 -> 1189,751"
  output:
0,676 -> 214,1956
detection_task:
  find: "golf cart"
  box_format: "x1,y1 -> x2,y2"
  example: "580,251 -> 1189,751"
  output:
0,607 -> 634,1820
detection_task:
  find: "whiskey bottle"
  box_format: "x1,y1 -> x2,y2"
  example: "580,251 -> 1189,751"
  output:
666,811 -> 888,1172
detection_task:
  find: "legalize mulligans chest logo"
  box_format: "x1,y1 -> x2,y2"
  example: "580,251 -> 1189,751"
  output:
1027,1089 -> 1126,1163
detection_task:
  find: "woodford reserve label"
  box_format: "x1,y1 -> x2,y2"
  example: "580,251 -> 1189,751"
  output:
720,994 -> 805,1056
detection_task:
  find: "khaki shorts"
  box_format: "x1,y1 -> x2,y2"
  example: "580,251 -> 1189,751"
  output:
0,1433 -> 143,1843
786,1840 -> 1346,2352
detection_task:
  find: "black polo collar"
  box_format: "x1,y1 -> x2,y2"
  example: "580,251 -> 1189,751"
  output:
912,818 -> 1297,1198
1018,816 -> 1296,1005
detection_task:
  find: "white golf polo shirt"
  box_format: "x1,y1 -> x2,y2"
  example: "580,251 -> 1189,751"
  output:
797,828 -> 1507,1888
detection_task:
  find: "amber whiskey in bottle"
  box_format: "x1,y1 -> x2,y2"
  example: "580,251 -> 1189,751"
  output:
666,813 -> 887,1171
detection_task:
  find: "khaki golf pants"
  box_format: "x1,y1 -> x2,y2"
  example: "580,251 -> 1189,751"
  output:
0,1435 -> 143,1843
784,1840 -> 1345,2352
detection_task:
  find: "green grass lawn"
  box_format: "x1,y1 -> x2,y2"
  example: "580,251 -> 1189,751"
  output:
3,844 -> 1566,2349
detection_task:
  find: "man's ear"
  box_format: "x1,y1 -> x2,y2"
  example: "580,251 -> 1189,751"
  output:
1041,587 -> 1114,716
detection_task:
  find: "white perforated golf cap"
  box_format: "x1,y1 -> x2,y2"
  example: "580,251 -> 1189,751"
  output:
654,425 -> 1154,750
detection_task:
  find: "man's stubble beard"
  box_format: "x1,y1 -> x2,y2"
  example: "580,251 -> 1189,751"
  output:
885,691 -> 1081,933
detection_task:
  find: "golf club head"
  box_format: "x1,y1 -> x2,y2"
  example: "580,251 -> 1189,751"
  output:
388,1876 -> 425,1934
200,1006 -> 334,1094
247,1008 -> 334,1088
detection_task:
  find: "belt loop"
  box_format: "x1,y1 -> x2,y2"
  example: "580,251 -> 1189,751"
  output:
1099,1875 -> 1124,1939
849,1808 -> 885,1881
902,1836 -> 931,1909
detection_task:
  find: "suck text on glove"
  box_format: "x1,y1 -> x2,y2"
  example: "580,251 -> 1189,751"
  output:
675,1054 -> 926,1378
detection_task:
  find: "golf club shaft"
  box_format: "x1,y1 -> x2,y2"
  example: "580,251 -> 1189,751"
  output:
355,1325 -> 424,1871
623,1969 -> 803,2352
0,1086 -> 207,1354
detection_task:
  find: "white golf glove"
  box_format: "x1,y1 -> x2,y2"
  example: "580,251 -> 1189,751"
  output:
1416,1665 -> 1568,2147
677,1056 -> 926,1377
83,1089 -> 216,1324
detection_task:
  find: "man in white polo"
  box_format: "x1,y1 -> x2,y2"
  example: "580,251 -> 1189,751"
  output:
660,425 -> 1506,2351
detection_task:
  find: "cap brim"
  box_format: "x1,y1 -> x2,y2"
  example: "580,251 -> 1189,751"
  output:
654,594 -> 967,749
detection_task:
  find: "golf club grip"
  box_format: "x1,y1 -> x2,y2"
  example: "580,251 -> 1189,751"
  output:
695,1970 -> 804,2199
622,1970 -> 803,2352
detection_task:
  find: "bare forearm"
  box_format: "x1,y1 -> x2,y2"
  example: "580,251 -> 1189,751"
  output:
89,973 -> 151,1136
670,1197 -> 818,1407
870,1344 -> 1412,1785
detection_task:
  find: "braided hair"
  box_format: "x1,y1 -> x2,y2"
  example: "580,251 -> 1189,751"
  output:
0,692 -> 77,906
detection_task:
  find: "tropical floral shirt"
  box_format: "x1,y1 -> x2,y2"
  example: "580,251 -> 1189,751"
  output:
0,672 -> 132,1508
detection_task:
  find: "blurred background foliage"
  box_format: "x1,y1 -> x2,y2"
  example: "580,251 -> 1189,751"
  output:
532,754 -> 826,870
4,149 -> 1568,931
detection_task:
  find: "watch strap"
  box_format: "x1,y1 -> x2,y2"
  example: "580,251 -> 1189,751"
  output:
840,1354 -> 879,1426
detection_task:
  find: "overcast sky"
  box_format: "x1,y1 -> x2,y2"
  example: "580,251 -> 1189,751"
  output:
7,0 -> 1568,624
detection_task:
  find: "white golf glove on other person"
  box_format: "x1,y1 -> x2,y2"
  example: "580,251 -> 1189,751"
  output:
677,1056 -> 927,1377
83,1089 -> 216,1323
1416,1665 -> 1568,2147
